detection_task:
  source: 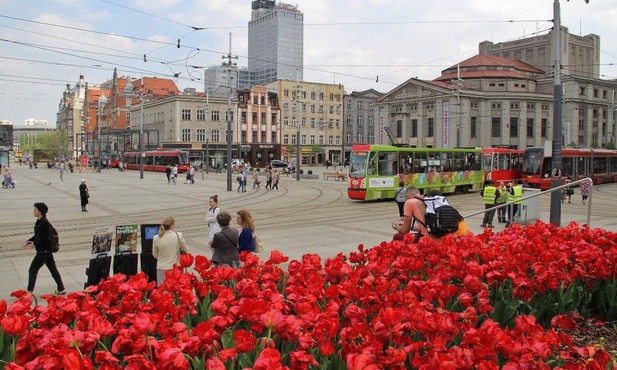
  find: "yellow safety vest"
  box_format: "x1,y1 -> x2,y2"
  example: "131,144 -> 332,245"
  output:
511,185 -> 523,204
496,187 -> 508,204
482,186 -> 497,205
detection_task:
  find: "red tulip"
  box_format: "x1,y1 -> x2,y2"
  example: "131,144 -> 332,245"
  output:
178,253 -> 193,268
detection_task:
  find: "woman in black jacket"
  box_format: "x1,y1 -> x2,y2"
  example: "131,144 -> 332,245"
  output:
79,179 -> 89,212
24,203 -> 66,295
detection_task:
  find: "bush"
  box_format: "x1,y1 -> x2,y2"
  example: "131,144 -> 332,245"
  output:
299,169 -> 304,174
307,169 -> 313,175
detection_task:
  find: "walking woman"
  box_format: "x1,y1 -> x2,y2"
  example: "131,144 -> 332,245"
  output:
79,179 -> 89,212
210,211 -> 240,267
24,203 -> 66,295
206,194 -> 222,244
152,216 -> 189,285
236,209 -> 255,253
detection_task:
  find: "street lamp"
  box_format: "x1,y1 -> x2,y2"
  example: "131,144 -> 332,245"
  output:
139,78 -> 145,180
97,95 -> 108,173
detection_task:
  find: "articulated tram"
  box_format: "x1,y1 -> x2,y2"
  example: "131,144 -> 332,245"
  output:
347,145 -> 484,200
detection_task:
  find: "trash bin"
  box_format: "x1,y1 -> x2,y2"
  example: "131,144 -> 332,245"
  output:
519,188 -> 541,225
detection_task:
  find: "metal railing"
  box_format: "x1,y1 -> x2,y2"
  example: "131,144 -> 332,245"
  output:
464,177 -> 593,227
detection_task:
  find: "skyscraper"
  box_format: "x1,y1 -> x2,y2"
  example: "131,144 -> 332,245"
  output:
248,0 -> 303,86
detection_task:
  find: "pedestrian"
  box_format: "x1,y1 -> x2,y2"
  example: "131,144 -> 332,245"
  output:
236,209 -> 255,253
241,166 -> 247,192
581,178 -> 590,205
562,176 -> 573,204
252,168 -> 260,189
3,167 -> 15,189
391,186 -> 431,243
59,162 -> 65,182
79,179 -> 89,212
495,181 -> 508,223
237,167 -> 244,192
171,165 -> 178,184
24,202 -> 66,295
216,163 -> 222,173
206,194 -> 222,244
165,165 -> 172,184
152,216 -> 189,285
272,169 -> 280,190
480,179 -> 499,228
265,168 -> 273,190
394,180 -> 406,218
189,166 -> 195,184
118,160 -> 124,172
210,211 -> 240,267
185,166 -> 191,184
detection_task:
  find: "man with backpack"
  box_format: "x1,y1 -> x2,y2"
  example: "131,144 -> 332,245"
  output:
24,202 -> 66,295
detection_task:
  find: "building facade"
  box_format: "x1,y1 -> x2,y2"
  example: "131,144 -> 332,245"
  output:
266,80 -> 344,165
204,65 -> 251,93
57,74 -> 88,159
377,29 -> 616,150
248,0 -> 303,86
130,88 -> 239,168
343,89 -> 384,159
237,85 -> 281,167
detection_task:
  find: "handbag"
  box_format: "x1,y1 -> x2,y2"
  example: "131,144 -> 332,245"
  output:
253,234 -> 264,253
175,231 -> 187,255
236,175 -> 242,182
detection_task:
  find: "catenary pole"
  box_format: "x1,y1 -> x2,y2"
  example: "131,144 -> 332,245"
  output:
549,0 -> 563,226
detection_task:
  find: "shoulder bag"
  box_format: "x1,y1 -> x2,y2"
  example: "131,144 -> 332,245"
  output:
175,231 -> 187,255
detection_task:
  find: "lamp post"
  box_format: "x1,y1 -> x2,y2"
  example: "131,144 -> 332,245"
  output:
97,95 -> 107,173
222,32 -> 238,191
295,70 -> 301,181
139,77 -> 145,180
549,0 -> 563,226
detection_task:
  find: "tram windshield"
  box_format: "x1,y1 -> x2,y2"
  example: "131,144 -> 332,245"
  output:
523,148 -> 544,176
349,150 -> 369,178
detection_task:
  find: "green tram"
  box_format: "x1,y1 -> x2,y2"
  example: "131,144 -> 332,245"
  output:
347,145 -> 484,200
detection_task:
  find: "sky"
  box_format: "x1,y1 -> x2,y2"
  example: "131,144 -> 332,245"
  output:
1,0 -> 616,127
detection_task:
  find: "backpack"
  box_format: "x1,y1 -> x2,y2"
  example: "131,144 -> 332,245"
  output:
48,222 -> 60,253
415,196 -> 459,236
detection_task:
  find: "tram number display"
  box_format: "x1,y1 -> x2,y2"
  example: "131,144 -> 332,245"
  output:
368,177 -> 395,188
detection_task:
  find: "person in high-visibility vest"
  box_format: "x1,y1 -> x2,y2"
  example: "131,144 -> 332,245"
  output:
480,179 -> 499,228
507,180 -> 523,227
495,181 -> 509,223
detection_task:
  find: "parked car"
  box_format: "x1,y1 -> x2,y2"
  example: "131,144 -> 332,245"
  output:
270,160 -> 295,173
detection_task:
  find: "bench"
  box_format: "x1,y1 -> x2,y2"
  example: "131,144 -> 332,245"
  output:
323,171 -> 347,181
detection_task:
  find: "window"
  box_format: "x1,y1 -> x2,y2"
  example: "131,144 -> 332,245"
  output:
284,89 -> 289,97
346,132 -> 352,142
411,119 -> 418,137
197,109 -> 206,121
211,110 -> 220,121
319,92 -> 324,100
368,102 -> 373,110
197,129 -> 206,142
357,101 -> 363,109
311,105 -> 316,113
378,152 -> 397,175
252,131 -> 257,142
329,93 -> 334,101
510,117 -> 518,137
311,118 -> 315,128
541,119 -> 548,138
253,96 -> 258,104
319,105 -> 324,113
181,109 -> 191,120
346,100 -> 351,108
358,117 -> 363,126
491,117 -> 501,137
428,118 -> 434,137
470,117 -> 477,138
261,112 -> 266,125
212,130 -> 220,142
271,132 -> 276,143
328,136 -> 333,145
261,96 -> 265,105
357,133 -> 363,142
329,106 -> 334,114
368,116 -> 373,126
301,134 -> 306,144
311,92 -> 316,100
335,135 -> 341,145
319,135 -> 324,145
283,103 -> 289,110
579,87 -> 586,96
291,134 -> 296,145
336,120 -> 340,128
302,118 -> 306,127
346,115 -> 351,125
527,118 -> 534,137
310,135 -> 315,144
302,104 -> 306,112
182,129 -> 191,142
283,134 -> 289,144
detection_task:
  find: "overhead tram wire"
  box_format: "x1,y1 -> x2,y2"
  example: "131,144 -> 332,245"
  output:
97,0 -> 205,30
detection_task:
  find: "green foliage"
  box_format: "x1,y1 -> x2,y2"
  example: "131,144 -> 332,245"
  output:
18,129 -> 70,161
307,169 -> 313,175
299,169 -> 304,174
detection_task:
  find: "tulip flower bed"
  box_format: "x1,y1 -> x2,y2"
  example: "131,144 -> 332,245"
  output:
1,221 -> 616,369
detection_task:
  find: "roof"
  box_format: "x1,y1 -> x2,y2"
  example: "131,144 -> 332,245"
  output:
132,77 -> 181,96
434,54 -> 544,82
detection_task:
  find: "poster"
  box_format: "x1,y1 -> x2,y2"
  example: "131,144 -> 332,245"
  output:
91,226 -> 114,259
115,224 -> 139,254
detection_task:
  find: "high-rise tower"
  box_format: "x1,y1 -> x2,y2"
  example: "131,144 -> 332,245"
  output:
248,0 -> 303,86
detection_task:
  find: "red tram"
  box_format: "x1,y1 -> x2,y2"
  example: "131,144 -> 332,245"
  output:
123,150 -> 190,173
522,147 -> 617,189
482,147 -> 523,184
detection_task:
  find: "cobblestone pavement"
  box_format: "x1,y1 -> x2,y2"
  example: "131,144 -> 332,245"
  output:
2,164 -> 616,299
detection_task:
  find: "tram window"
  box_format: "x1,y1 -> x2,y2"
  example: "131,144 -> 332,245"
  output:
594,157 -> 607,173
562,157 -> 573,177
378,152 -> 397,175
400,153 -> 413,174
143,156 -> 153,165
577,157 -> 588,176
499,154 -> 510,170
542,157 -> 552,178
611,157 -> 617,173
441,152 -> 452,172
482,154 -> 493,172
511,153 -> 522,171
367,152 -> 377,175
453,152 -> 465,171
413,152 -> 425,173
